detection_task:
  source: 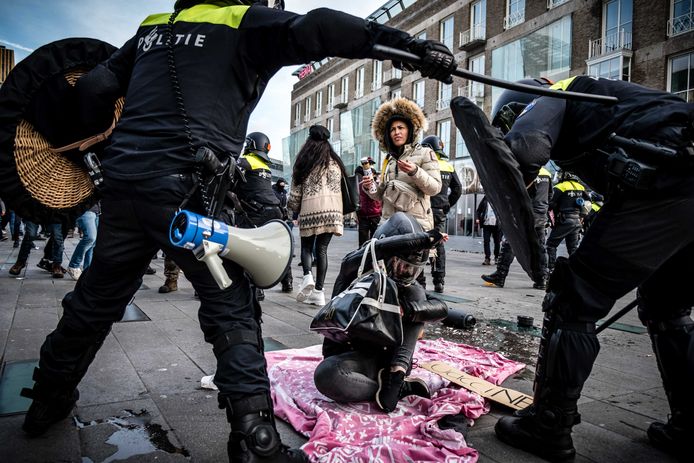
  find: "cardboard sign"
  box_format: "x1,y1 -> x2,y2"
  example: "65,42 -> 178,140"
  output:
420,361 -> 533,411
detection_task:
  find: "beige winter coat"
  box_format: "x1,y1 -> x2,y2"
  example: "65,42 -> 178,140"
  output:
366,96 -> 442,230
366,144 -> 441,230
288,160 -> 344,238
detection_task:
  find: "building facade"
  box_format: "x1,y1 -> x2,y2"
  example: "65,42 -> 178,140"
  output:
0,45 -> 15,87
286,0 -> 694,235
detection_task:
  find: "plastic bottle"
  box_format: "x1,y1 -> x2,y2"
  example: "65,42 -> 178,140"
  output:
363,167 -> 377,194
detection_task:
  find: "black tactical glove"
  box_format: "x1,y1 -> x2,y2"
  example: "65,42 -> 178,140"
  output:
395,38 -> 456,84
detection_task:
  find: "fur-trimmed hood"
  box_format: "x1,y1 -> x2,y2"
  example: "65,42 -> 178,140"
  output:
372,97 -> 428,152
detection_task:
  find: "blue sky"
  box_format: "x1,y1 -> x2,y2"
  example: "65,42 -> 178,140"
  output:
0,0 -> 386,163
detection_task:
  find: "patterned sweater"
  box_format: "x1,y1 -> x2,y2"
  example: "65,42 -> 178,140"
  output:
288,160 -> 344,238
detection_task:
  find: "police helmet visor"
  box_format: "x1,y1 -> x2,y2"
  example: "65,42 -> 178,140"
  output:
388,255 -> 424,285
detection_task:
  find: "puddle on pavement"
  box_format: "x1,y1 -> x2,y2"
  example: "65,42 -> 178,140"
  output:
425,318 -> 540,368
75,409 -> 189,462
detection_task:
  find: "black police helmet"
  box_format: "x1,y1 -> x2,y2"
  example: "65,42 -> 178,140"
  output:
245,132 -> 271,162
175,1 -> 284,11
421,135 -> 447,158
559,170 -> 581,183
491,78 -> 552,135
374,212 -> 430,285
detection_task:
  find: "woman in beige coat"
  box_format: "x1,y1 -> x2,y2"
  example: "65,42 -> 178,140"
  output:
288,125 -> 344,306
362,97 -> 441,231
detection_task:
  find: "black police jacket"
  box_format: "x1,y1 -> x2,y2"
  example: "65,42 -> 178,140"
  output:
77,2 -> 411,181
430,156 -> 462,212
506,76 -> 694,192
235,153 -> 280,208
529,167 -> 552,227
549,180 -> 589,217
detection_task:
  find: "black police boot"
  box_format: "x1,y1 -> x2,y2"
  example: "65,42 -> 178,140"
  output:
433,276 -> 444,293
255,288 -> 265,302
641,311 -> 694,462
223,395 -> 308,463
20,368 -> 79,437
647,410 -> 690,461
495,403 -> 579,461
481,271 -> 505,288
281,273 -> 293,293
533,277 -> 547,290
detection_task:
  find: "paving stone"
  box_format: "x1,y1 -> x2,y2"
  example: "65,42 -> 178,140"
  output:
0,413 -> 81,462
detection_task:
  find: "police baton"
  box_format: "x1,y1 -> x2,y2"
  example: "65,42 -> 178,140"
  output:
596,299 -> 639,335
372,45 -> 619,105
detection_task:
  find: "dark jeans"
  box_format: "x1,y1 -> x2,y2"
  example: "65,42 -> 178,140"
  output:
357,215 -> 380,247
17,221 -> 39,263
431,209 -> 447,282
301,233 -> 332,290
546,215 -> 582,270
313,319 -> 424,403
482,225 -> 502,260
37,174 -> 270,400
41,224 -> 65,265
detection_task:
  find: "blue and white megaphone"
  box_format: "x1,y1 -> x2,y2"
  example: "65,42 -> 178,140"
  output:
169,210 -> 293,290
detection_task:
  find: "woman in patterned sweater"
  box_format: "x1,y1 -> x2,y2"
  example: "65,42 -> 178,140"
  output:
288,125 -> 345,306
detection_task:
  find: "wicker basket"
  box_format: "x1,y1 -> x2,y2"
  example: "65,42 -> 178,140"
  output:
13,71 -> 123,209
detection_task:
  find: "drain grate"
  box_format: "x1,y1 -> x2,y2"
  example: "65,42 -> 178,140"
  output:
0,360 -> 38,416
118,302 -> 151,322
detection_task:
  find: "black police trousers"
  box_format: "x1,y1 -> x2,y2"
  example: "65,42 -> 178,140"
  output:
541,184 -> 694,417
496,225 -> 548,280
546,213 -> 582,270
37,175 -> 270,400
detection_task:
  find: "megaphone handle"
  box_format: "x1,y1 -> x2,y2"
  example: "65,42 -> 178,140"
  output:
195,241 -> 233,289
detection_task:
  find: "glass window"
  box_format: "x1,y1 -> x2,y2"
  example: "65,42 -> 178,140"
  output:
416,30 -> 427,41
669,51 -> 694,101
326,117 -> 334,136
440,16 -> 455,50
372,60 -> 382,90
294,102 -> 301,126
587,55 -> 630,81
506,0 -> 525,29
304,96 -> 311,121
491,15 -> 572,107
437,119 -> 451,157
356,66 -> 365,98
671,0 -> 694,35
391,87 -> 402,100
413,80 -> 425,108
471,0 -> 486,39
338,98 -> 382,174
341,75 -> 349,103
327,83 -> 335,108
604,0 -> 632,50
455,128 -> 469,159
438,81 -> 452,110
469,54 -> 485,106
315,91 -> 322,117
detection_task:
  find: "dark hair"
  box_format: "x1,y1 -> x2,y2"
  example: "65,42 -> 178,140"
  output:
292,129 -> 346,187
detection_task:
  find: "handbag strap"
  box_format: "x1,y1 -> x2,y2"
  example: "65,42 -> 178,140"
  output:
357,238 -> 377,277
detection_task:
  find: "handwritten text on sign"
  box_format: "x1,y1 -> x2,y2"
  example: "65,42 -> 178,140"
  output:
421,361 -> 533,411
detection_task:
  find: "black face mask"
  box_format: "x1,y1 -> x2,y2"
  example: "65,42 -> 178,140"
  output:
277,183 -> 286,190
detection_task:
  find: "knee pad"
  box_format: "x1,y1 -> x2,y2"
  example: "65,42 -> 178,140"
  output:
213,328 -> 261,358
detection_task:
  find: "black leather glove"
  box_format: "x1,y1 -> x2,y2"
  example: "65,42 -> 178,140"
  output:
403,38 -> 456,84
398,284 -> 449,323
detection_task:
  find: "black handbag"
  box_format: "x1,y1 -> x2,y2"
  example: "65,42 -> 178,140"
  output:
341,175 -> 359,215
310,239 -> 403,347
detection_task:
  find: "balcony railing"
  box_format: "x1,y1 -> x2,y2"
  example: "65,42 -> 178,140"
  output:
436,98 -> 452,111
547,0 -> 569,9
504,9 -> 525,30
588,30 -> 632,59
383,68 -> 403,86
333,94 -> 348,109
668,12 -> 694,37
672,89 -> 694,102
459,25 -> 486,48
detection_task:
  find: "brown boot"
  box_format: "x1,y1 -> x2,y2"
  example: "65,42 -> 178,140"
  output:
51,263 -> 65,279
158,278 -> 178,293
9,261 -> 26,276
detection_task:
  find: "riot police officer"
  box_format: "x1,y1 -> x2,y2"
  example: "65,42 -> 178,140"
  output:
234,132 -> 293,298
420,135 -> 462,293
545,171 -> 590,272
476,76 -> 694,462
20,1 -> 457,462
481,166 -> 551,289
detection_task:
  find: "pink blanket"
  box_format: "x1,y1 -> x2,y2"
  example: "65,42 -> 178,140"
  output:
266,338 -> 525,463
